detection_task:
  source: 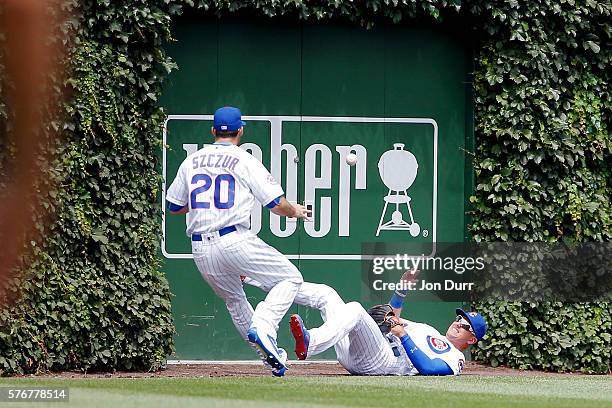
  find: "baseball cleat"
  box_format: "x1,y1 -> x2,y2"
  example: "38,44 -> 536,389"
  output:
272,366 -> 288,377
289,314 -> 310,360
251,345 -> 273,369
272,348 -> 288,377
247,327 -> 287,372
277,347 -> 288,365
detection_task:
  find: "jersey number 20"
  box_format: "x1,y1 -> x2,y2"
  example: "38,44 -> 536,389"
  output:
190,174 -> 235,209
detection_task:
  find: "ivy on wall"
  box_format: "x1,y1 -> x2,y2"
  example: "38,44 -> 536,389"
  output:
0,0 -> 609,374
466,0 -> 611,373
0,1 -> 179,374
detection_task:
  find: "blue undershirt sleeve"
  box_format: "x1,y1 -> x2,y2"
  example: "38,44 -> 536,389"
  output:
265,195 -> 283,209
389,291 -> 407,309
399,335 -> 453,376
167,200 -> 186,212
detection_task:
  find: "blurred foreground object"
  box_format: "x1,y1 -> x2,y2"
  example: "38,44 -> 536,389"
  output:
0,0 -> 64,295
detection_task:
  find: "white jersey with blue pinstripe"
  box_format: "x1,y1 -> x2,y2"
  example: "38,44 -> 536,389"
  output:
243,278 -> 466,376
166,142 -> 283,236
389,319 -> 465,375
166,140 -> 303,351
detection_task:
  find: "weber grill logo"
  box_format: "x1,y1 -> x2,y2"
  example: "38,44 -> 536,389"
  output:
163,115 -> 437,260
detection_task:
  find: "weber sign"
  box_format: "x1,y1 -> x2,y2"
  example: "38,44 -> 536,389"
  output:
162,115 -> 438,260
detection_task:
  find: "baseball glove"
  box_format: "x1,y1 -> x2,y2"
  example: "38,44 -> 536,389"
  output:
367,304 -> 400,335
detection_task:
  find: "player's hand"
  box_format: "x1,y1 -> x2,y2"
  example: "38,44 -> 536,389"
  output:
292,203 -> 312,220
390,319 -> 406,337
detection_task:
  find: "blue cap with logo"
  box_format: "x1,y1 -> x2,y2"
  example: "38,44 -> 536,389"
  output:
456,308 -> 487,341
213,106 -> 246,132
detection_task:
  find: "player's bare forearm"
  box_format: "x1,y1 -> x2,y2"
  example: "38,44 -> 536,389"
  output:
270,197 -> 311,220
270,197 -> 294,216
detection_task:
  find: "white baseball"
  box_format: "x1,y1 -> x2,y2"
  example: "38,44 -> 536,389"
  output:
345,153 -> 358,166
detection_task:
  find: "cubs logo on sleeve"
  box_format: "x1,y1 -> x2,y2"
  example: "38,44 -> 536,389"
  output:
426,336 -> 451,354
267,174 -> 279,185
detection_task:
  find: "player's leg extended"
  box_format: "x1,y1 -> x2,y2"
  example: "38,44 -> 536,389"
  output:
293,282 -> 346,322
192,241 -> 254,339
342,303 -> 397,374
296,284 -> 352,364
220,234 -> 303,336
193,240 -> 286,370
245,279 -> 352,362
301,301 -> 371,357
293,301 -> 394,374
244,279 -> 346,323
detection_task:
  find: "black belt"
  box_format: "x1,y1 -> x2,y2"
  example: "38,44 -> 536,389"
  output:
192,225 -> 237,241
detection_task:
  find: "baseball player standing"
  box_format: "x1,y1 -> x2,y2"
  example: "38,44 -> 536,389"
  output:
165,106 -> 310,376
288,271 -> 487,375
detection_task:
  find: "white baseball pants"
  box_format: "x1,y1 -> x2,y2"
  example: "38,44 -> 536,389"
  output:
306,300 -> 409,374
245,279 -> 409,375
191,226 -> 303,340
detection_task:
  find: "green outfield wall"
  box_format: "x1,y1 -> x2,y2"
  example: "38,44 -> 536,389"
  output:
160,16 -> 473,360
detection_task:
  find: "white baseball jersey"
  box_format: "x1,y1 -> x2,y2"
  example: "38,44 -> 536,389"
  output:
166,140 -> 303,354
389,319 -> 466,375
166,142 -> 283,236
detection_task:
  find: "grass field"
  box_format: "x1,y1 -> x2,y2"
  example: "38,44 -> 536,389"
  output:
1,375 -> 610,408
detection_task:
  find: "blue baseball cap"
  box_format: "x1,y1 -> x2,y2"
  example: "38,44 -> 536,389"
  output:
213,106 -> 246,132
456,308 -> 487,341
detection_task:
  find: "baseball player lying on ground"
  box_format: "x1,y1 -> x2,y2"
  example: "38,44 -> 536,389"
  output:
245,271 -> 486,376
